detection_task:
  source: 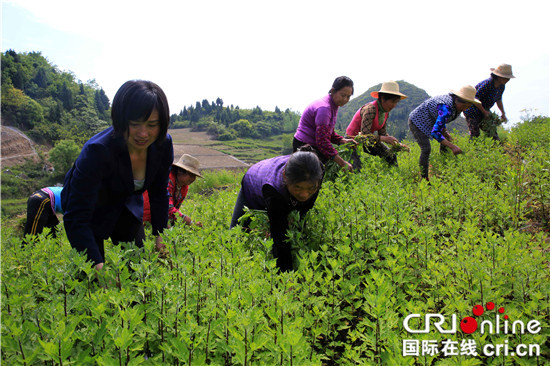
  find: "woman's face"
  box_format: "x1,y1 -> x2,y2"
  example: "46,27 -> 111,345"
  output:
287,180 -> 319,202
455,98 -> 473,113
126,109 -> 160,152
331,86 -> 353,107
380,97 -> 401,113
177,169 -> 196,186
495,76 -> 510,87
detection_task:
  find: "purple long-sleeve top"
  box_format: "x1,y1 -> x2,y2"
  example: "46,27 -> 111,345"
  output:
294,94 -> 343,159
241,155 -> 318,247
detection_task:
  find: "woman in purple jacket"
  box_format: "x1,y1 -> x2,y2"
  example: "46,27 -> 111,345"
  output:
293,76 -> 357,171
230,148 -> 324,272
62,80 -> 173,270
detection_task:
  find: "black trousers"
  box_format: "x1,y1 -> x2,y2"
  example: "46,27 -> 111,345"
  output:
94,208 -> 145,264
24,189 -> 60,238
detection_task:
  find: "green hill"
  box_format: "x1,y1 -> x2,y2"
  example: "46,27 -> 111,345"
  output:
1,50 -> 111,146
1,50 -> 302,146
336,80 -> 469,140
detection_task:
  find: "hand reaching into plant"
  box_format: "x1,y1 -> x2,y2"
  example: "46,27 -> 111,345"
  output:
380,135 -> 399,145
183,215 -> 203,228
389,142 -> 410,153
155,236 -> 169,258
450,145 -> 463,155
399,143 -> 410,152
333,154 -> 354,172
340,137 -> 358,146
441,139 -> 463,155
442,129 -> 453,142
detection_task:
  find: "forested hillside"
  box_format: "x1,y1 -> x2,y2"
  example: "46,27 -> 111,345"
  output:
1,50 -> 302,145
1,50 -> 110,146
336,80 -> 469,140
170,100 -> 301,141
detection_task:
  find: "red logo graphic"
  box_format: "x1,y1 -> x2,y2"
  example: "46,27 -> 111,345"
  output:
460,302 -> 508,334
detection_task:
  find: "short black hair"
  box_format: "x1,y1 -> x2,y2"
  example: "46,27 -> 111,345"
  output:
378,92 -> 401,102
171,165 -> 190,176
284,149 -> 324,185
111,80 -> 170,143
329,76 -> 354,95
490,73 -> 508,82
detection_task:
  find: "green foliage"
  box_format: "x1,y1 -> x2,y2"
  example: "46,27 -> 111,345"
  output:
1,156 -> 61,204
1,50 -> 110,146
208,134 -> 295,164
187,169 -> 244,196
230,119 -> 257,138
2,118 -> 549,363
171,100 -> 300,140
1,84 -> 45,129
48,139 -> 81,177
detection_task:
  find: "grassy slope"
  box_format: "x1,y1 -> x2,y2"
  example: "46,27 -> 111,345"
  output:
168,127 -> 293,164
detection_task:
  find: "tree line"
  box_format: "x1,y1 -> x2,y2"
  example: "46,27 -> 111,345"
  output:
171,99 -> 300,140
1,50 -> 110,146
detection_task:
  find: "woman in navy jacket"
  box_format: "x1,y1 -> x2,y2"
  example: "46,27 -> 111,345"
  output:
61,80 -> 173,270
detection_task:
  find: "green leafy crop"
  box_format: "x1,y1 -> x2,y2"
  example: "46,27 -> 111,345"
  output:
2,117 -> 549,365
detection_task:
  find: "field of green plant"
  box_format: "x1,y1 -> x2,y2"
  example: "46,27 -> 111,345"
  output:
1,117 -> 549,365
168,127 -> 294,164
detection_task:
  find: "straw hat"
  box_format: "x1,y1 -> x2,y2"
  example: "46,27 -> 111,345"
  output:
370,81 -> 408,100
450,85 -> 481,105
173,154 -> 202,178
490,64 -> 515,79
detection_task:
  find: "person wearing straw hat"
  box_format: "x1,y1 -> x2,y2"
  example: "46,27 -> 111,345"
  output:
345,81 -> 408,167
143,154 -> 203,227
463,64 -> 515,140
408,85 -> 481,180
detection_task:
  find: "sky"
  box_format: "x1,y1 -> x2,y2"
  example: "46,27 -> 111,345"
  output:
2,0 -> 549,127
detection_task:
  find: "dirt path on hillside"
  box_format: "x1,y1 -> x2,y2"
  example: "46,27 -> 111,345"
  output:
170,128 -> 249,171
1,125 -> 40,167
0,126 -> 249,171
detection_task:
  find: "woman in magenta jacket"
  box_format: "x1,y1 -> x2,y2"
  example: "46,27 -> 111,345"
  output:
293,76 -> 357,171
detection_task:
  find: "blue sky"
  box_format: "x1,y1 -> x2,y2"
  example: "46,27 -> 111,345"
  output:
2,0 -> 549,127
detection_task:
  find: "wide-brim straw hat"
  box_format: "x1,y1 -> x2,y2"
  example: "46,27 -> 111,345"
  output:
370,81 -> 408,100
173,154 -> 203,178
450,85 -> 481,105
490,63 -> 515,79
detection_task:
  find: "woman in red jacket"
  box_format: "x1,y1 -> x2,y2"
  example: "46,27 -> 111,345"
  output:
143,154 -> 203,227
345,81 -> 408,167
